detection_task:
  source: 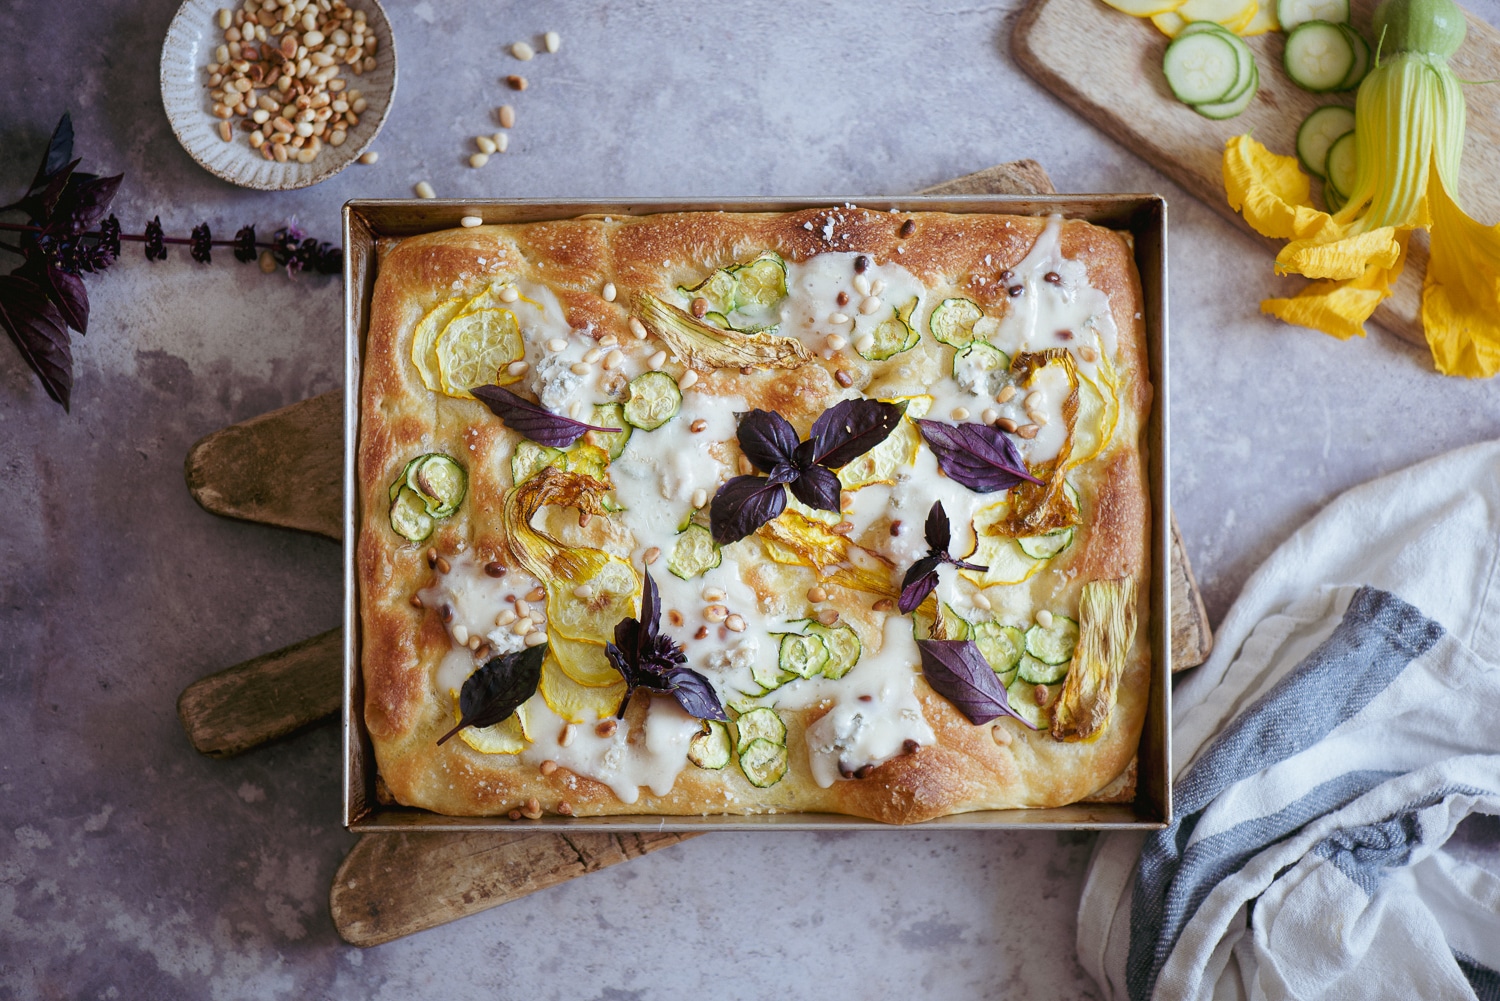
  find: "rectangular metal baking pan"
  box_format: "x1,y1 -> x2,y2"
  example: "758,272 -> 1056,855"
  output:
342,196 -> 1171,831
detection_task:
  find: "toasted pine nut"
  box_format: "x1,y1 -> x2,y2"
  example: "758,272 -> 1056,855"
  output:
475,135 -> 496,154
642,546 -> 661,565
358,151 -> 379,164
807,586 -> 827,603
498,104 -> 516,128
469,153 -> 489,168
679,370 -> 699,390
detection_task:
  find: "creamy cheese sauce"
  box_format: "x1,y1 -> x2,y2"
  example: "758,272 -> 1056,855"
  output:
420,212 -> 1122,803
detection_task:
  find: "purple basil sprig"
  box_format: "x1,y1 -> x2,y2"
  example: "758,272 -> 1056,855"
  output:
606,569 -> 728,721
710,399 -> 905,544
917,639 -> 1036,728
435,642 -> 547,745
914,419 -> 1045,494
898,501 -> 989,614
472,384 -> 622,448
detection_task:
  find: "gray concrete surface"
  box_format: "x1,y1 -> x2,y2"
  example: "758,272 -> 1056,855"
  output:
3,1 -> 1499,997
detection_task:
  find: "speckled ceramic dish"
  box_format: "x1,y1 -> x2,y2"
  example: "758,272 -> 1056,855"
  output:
159,0 -> 396,190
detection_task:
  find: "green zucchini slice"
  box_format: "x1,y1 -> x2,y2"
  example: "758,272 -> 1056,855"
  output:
1336,23 -> 1370,90
912,601 -> 974,642
733,252 -> 789,309
952,341 -> 1011,393
687,721 -> 732,770
1017,653 -> 1069,686
929,297 -> 984,347
739,737 -> 789,788
733,706 -> 786,754
750,658 -> 796,693
1324,130 -> 1358,199
858,297 -> 920,361
588,403 -> 633,459
408,453 -> 467,516
622,371 -> 682,430
974,621 -> 1025,677
777,632 -> 830,680
1283,21 -> 1355,93
677,269 -> 739,314
511,440 -> 566,485
1296,106 -> 1354,179
389,455 -> 423,504
667,524 -> 721,580
389,486 -> 435,543
1005,675 -> 1058,729
1162,31 -> 1241,105
811,622 -> 861,679
1024,615 -> 1079,666
1017,527 -> 1076,560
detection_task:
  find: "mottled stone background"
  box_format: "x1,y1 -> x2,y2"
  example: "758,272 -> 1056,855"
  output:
3,1 -> 1498,997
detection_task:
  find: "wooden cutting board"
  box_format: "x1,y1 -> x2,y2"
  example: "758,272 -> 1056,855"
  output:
1013,0 -> 1500,350
179,161 -> 1213,946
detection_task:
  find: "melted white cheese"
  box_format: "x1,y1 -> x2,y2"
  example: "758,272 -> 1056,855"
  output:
519,694 -> 702,803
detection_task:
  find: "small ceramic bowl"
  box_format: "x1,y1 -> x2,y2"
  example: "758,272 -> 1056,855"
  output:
159,0 -> 397,190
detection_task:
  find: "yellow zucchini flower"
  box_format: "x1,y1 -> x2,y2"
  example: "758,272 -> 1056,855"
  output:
1222,0 -> 1500,377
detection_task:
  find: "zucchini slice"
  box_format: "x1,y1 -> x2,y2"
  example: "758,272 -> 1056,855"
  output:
511,440 -> 566,485
667,524 -> 722,580
1005,675 -> 1060,728
734,706 -> 786,754
1336,23 -> 1370,90
1194,63 -> 1258,120
389,455 -> 422,504
1296,105 -> 1355,178
913,601 -> 974,642
1017,653 -> 1069,686
858,297 -> 920,361
733,252 -> 789,309
1024,615 -> 1080,666
687,721 -> 732,770
1162,31 -> 1241,105
952,341 -> 1011,394
810,622 -> 861,679
622,371 -> 682,430
777,632 -> 831,680
929,297 -> 985,347
389,486 -> 435,543
739,737 -> 789,788
1017,527 -> 1076,560
588,403 -> 633,459
408,453 -> 467,516
678,269 -> 738,314
750,658 -> 796,693
1324,130 -> 1358,199
1283,21 -> 1354,93
1275,0 -> 1347,30
974,621 -> 1025,677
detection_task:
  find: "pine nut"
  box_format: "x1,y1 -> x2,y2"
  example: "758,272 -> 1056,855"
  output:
547,337 -> 567,352
582,347 -> 604,364
602,350 -> 624,370
506,74 -> 528,91
859,295 -> 882,315
218,8 -> 232,29
520,798 -> 543,819
679,370 -> 699,389
1025,391 -> 1043,409
602,282 -> 617,302
600,335 -> 619,348
414,181 -> 435,198
511,41 -> 534,60
642,546 -> 661,565
853,274 -> 871,296
476,135 -> 497,154
218,121 -> 233,142
495,609 -> 517,626
493,132 -> 509,153
855,335 -> 874,354
359,151 -> 378,164
829,312 -> 850,324
825,334 -> 847,350
1079,345 -> 1098,363
249,129 -> 265,148
996,386 -> 1017,404
560,723 -> 576,747
570,362 -> 590,376
982,408 -> 999,423
271,142 -> 288,162
951,407 -> 969,421
690,418 -> 708,433
539,759 -> 558,776
648,350 -> 667,369
595,719 -> 618,738
725,614 -> 746,632
469,153 -> 489,168
817,608 -> 840,626
704,605 -> 728,623
973,592 -> 993,610
629,318 -> 648,339
992,725 -> 1012,746
544,30 -> 561,53
1036,609 -> 1053,628
498,104 -> 516,128
870,278 -> 887,295
515,599 -> 531,617
995,417 -> 1017,432
807,586 -> 828,603
1018,424 -> 1040,439
690,487 -> 708,509
507,360 -> 529,377
872,598 -> 894,612
524,631 -> 547,647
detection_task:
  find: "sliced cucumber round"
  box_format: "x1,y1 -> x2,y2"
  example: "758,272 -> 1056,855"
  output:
687,721 -> 731,770
588,403 -> 633,459
734,706 -> 786,754
777,632 -> 830,680
1324,130 -> 1358,198
622,370 -> 682,430
1275,0 -> 1348,30
1177,23 -> 1256,104
858,298 -> 920,361
1325,181 -> 1347,213
1296,105 -> 1355,178
1284,21 -> 1355,93
511,440 -> 566,485
389,486 -> 435,543
1024,615 -> 1080,666
974,621 -> 1025,677
1017,652 -> 1070,686
668,524 -> 722,580
409,453 -> 467,516
1336,23 -> 1369,90
810,622 -> 861,679
739,737 -> 789,788
929,297 -> 985,347
1194,64 -> 1259,119
1162,31 -> 1242,105
1017,527 -> 1076,560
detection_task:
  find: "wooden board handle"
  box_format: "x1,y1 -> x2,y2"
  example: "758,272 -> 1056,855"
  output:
177,628 -> 342,758
330,830 -> 699,947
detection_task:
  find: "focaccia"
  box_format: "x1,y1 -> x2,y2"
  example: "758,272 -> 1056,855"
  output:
358,207 -> 1152,825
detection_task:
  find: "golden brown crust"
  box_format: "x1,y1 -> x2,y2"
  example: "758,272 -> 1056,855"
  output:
358,209 -> 1152,824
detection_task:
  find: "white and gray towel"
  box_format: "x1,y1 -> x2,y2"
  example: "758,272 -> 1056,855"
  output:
1078,441 -> 1500,1001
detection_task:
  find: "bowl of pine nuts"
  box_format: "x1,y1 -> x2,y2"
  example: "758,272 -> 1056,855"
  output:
160,0 -> 396,190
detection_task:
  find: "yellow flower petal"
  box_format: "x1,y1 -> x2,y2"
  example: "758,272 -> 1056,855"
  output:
1262,232 -> 1409,341
1275,226 -> 1403,281
1422,164 -> 1500,378
1223,136 -> 1330,241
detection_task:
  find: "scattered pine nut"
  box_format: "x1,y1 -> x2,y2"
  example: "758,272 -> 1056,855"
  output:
807,586 -> 828,603
511,41 -> 535,60
725,614 -> 747,632
1036,609 -> 1054,628
602,282 -> 617,302
539,759 -> 559,776
595,719 -> 618,738
951,407 -> 970,421
858,295 -> 882,315
499,286 -> 519,303
476,135 -> 497,154
544,30 -> 561,53
629,317 -> 648,339
497,104 -> 516,128
415,180 -> 436,198
648,350 -> 668,369
506,74 -> 528,91
469,152 -> 490,168
460,215 -> 483,228
992,726 -> 1012,746
679,370 -> 699,390
493,132 -> 509,153
642,546 -> 661,565
258,249 -> 277,273
523,631 -> 548,647
996,386 -> 1017,404
872,598 -> 894,612
359,151 -> 379,164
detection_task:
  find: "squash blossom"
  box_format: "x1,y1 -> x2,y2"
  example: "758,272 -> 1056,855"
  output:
1222,0 -> 1500,378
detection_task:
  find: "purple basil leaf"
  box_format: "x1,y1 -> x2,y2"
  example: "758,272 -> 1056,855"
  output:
471,384 -> 621,448
736,409 -> 799,474
637,568 -> 660,650
21,263 -> 88,336
898,554 -> 944,614
31,114 -> 75,196
806,398 -> 906,469
0,275 -> 73,410
914,419 -> 1045,493
710,474 -> 788,544
766,461 -> 799,487
435,643 -> 547,745
924,501 -> 951,553
665,666 -> 729,722
788,462 -> 841,513
917,639 -> 1037,728
950,556 -> 988,573
47,173 -> 123,238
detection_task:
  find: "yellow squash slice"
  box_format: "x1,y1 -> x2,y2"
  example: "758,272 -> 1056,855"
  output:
838,395 -> 931,490
451,691 -> 534,754
539,652 -> 626,723
435,307 -> 525,398
545,557 -> 640,642
550,632 -> 624,688
410,298 -> 466,392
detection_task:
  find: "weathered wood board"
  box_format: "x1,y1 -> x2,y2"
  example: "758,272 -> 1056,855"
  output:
1013,0 -> 1500,351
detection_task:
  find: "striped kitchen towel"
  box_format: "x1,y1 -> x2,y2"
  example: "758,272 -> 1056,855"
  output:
1078,440 -> 1500,1001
